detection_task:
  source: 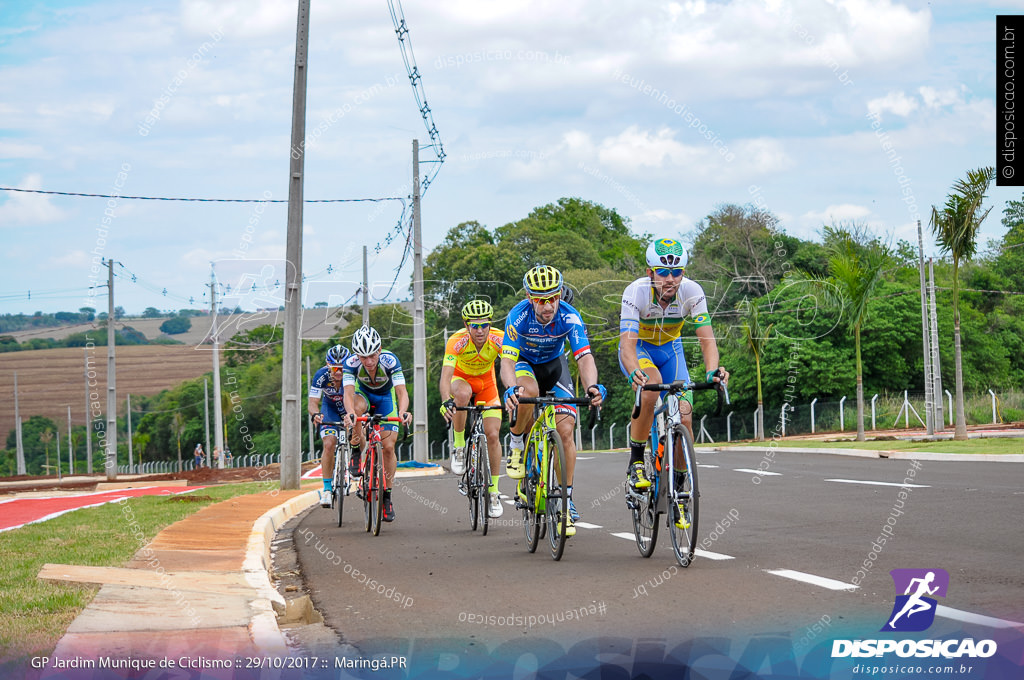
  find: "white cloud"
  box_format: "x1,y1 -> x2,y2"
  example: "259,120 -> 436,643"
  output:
867,91 -> 920,117
801,203 -> 873,225
597,127 -> 694,172
0,174 -> 67,225
919,85 -> 963,109
0,141 -> 47,159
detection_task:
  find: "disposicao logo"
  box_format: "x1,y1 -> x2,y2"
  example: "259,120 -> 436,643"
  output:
831,568 -> 998,660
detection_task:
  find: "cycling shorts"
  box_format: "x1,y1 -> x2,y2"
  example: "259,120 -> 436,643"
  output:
515,354 -> 577,418
619,338 -> 693,404
452,368 -> 501,418
354,383 -> 400,432
318,399 -> 347,439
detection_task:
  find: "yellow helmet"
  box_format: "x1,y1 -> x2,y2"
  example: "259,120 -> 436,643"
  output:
523,265 -> 563,296
461,299 -> 493,321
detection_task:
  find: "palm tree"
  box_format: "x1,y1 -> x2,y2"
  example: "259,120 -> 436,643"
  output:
39,428 -> 54,475
171,412 -> 186,473
797,226 -> 893,441
739,300 -> 773,440
930,167 -> 996,440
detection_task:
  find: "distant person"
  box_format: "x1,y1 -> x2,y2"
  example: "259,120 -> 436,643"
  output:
224,448 -> 233,468
193,443 -> 205,469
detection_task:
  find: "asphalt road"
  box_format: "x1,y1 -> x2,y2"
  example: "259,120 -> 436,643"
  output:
290,449 -> 1024,671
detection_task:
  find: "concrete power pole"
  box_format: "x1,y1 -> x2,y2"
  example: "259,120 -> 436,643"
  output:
210,269 -> 224,465
84,349 -> 93,474
362,245 -> 369,327
14,372 -> 25,475
204,378 -> 211,467
412,139 -> 428,463
280,0 -> 311,490
67,405 -> 74,475
929,258 -> 945,430
126,394 -> 133,473
917,220 -> 934,435
105,260 -> 117,481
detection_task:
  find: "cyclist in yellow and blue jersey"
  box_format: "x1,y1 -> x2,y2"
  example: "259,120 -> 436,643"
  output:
501,265 -> 605,537
619,238 -> 728,503
439,299 -> 506,518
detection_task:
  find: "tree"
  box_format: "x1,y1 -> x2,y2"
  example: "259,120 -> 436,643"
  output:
160,316 -> 192,335
114,306 -> 125,320
738,300 -> 773,440
39,428 -> 54,475
795,225 -> 893,441
171,412 -> 186,472
930,167 -> 996,440
143,307 -> 162,318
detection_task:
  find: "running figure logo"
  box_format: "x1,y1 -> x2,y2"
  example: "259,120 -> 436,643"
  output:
882,568 -> 949,632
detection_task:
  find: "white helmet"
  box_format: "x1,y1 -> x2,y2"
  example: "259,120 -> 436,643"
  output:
645,238 -> 687,269
351,325 -> 382,356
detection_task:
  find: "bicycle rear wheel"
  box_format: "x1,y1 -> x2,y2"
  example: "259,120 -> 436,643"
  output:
371,442 -> 385,536
467,438 -> 480,532
362,445 -> 373,533
334,448 -> 347,528
668,426 -> 700,567
629,442 -> 659,557
476,431 -> 490,536
521,445 -> 540,553
545,433 -> 568,561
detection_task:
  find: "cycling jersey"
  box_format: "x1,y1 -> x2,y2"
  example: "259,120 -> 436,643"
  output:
501,300 -> 592,365
619,276 -> 711,345
443,327 -> 504,376
309,366 -> 348,435
342,351 -> 406,395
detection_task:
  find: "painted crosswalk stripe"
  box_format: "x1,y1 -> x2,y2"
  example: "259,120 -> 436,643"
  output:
611,532 -> 637,541
826,479 -> 929,488
698,464 -> 719,468
935,605 -> 1024,629
734,468 -> 783,476
573,521 -> 603,530
694,549 -> 734,560
765,569 -> 858,591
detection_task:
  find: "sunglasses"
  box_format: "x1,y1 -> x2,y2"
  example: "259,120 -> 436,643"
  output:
654,268 -> 685,277
467,321 -> 491,329
328,365 -> 345,372
529,294 -> 561,305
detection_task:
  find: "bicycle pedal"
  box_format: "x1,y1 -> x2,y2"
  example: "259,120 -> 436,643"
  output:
625,496 -> 639,510
457,482 -> 468,496
514,498 -> 528,510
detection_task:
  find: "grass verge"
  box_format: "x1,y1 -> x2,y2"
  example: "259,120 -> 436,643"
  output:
714,438 -> 1023,455
0,482 -> 272,665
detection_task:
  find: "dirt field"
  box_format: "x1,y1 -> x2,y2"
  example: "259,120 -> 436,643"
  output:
0,345 -> 223,437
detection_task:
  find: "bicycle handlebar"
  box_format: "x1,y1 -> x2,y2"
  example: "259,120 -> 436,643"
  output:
444,404 -> 504,431
631,379 -> 730,419
510,395 -> 600,431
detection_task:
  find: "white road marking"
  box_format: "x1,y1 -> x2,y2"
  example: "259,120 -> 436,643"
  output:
611,532 -> 637,541
766,569 -> 859,591
734,468 -> 783,476
573,521 -> 603,530
698,464 -> 719,468
576,457 -> 595,461
826,478 -> 930,488
694,549 -> 734,560
935,605 -> 1024,629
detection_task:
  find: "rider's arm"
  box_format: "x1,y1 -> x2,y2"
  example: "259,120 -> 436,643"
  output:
394,383 -> 411,420
695,325 -> 725,383
308,396 -> 322,419
619,329 -> 645,386
342,385 -> 357,423
438,364 -> 455,403
576,353 -> 602,405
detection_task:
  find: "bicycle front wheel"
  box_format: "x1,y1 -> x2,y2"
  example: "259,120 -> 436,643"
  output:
545,432 -> 568,561
521,444 -> 540,553
371,442 -> 385,536
362,446 -> 373,533
476,431 -> 490,536
629,444 -> 659,557
467,439 -> 480,532
668,426 -> 700,567
335,448 -> 347,528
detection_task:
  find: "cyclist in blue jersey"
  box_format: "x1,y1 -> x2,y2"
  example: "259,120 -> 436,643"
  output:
342,325 -> 412,523
500,265 -> 605,535
308,344 -> 360,508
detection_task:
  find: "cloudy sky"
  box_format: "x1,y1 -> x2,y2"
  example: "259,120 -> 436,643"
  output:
0,0 -> 1015,316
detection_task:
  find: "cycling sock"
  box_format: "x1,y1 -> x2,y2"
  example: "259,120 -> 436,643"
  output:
323,478 -> 332,492
454,429 -> 465,449
629,438 -> 646,466
566,485 -> 573,498
490,475 -> 499,493
510,433 -> 524,450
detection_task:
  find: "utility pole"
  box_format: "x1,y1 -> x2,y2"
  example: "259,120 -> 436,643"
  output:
306,355 -> 314,461
67,405 -> 74,475
105,260 -> 117,481
14,372 -> 25,475
204,378 -> 211,467
362,245 -> 369,326
280,0 -> 311,490
917,220 -> 933,435
56,429 -> 62,480
84,349 -> 93,474
929,258 -> 945,430
412,139 -> 428,463
211,268 -> 224,465
126,394 -> 133,474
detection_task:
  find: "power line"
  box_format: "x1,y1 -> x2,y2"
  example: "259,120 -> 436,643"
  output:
0,186 -> 404,204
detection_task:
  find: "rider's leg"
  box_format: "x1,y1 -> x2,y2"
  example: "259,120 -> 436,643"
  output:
381,429 -> 398,488
450,378 -> 472,459
483,413 -> 503,493
321,434 -> 337,491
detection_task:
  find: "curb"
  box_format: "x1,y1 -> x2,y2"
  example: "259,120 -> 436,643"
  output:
699,445 -> 1024,462
243,489 -> 320,654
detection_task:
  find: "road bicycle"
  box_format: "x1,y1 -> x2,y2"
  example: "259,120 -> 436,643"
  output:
318,421 -> 352,528
352,414 -> 404,536
450,403 -> 503,535
511,394 -> 598,561
625,375 -> 727,567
